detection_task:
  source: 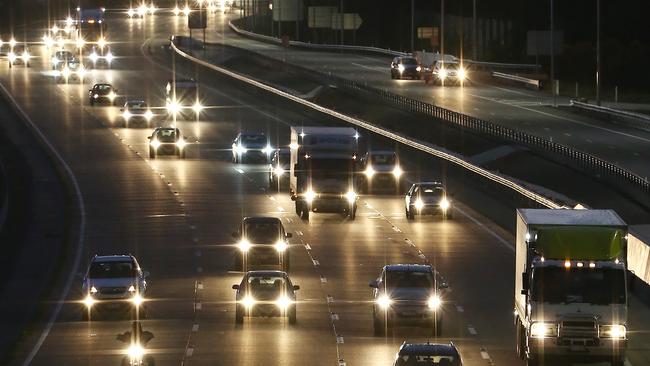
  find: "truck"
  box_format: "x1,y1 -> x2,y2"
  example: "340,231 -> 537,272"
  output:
289,127 -> 359,221
515,209 -> 628,366
165,78 -> 200,118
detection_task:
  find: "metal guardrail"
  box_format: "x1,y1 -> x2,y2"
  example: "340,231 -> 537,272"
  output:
570,100 -> 650,123
492,71 -> 543,89
170,40 -> 560,209
228,19 -> 540,71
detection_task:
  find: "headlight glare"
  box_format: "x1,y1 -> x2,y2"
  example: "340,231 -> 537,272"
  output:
364,166 -> 375,178
414,199 -> 424,210
275,295 -> 292,309
127,344 -> 145,358
600,324 -> 626,339
397,64 -> 405,73
144,110 -> 153,120
275,240 -> 288,252
241,295 -> 255,309
345,190 -> 357,203
238,239 -> 251,252
530,322 -> 558,338
439,68 -> 448,80
392,166 -> 403,178
83,295 -> 95,308
176,139 -> 187,149
440,198 -> 450,210
376,295 -> 391,309
274,166 -> 285,176
304,189 -> 316,204
131,293 -> 144,307
427,295 -> 442,310
458,67 -> 467,81
123,111 -> 132,120
128,285 -> 136,293
150,139 -> 161,149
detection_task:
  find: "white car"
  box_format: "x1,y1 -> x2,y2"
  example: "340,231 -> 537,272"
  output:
232,132 -> 272,164
404,182 -> 452,220
81,255 -> 148,319
121,100 -> 154,126
359,150 -> 403,193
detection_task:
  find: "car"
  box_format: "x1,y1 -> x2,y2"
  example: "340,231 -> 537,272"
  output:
268,148 -> 290,190
88,45 -> 114,67
81,255 -> 148,319
390,56 -> 421,80
56,57 -> 86,82
232,270 -> 299,324
393,341 -> 463,366
88,83 -> 118,105
147,127 -> 187,159
8,44 -> 31,67
232,217 -> 292,271
404,182 -> 452,220
231,132 -> 272,163
359,150 -> 403,193
121,100 -> 154,126
370,264 -> 448,336
51,50 -> 74,69
423,60 -> 468,85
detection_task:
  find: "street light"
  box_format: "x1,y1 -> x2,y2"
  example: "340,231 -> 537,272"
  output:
596,0 -> 601,106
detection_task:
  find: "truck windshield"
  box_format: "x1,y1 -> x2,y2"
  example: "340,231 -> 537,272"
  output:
531,267 -> 626,305
308,158 -> 353,179
371,154 -> 396,165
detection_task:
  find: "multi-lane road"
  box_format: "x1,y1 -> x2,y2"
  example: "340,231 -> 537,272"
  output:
2,7 -> 650,366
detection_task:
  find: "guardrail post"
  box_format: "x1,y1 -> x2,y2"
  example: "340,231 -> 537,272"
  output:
575,82 -> 579,98
615,86 -> 619,103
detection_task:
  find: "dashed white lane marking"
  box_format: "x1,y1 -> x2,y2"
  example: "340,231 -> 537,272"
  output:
480,350 -> 490,359
330,313 -> 339,321
320,277 -> 328,283
194,302 -> 202,311
234,168 -> 244,174
197,282 -> 204,290
468,326 -> 477,335
286,218 -> 293,223
455,305 -> 464,313
338,360 -> 347,366
304,243 -> 312,250
269,196 -> 276,201
192,324 -> 199,332
392,226 -> 401,233
312,259 -> 320,267
277,206 -> 285,212
186,347 -> 194,357
336,336 -> 345,344
295,230 -> 304,236
327,295 -> 334,303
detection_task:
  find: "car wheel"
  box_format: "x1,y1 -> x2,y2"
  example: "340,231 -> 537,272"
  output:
288,309 -> 297,324
407,207 -> 415,220
81,309 -> 90,321
235,307 -> 244,324
373,315 -> 386,336
149,148 -> 155,159
349,205 -> 357,220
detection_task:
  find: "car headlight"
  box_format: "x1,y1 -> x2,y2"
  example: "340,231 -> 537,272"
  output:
392,166 -> 403,178
176,139 -> 187,149
166,101 -> 180,114
192,101 -> 203,114
262,145 -> 273,155
275,240 -> 288,252
345,190 -> 357,203
241,295 -> 256,309
128,285 -> 136,293
416,66 -> 422,72
127,8 -> 135,17
183,5 -> 191,16
97,37 -> 106,49
77,66 -> 86,77
238,239 -> 251,252
530,322 -> 558,338
92,93 -> 99,99
123,111 -> 132,120
62,67 -> 71,77
127,344 -> 145,358
83,295 -> 96,308
8,52 -> 17,63
51,57 -> 59,65
427,295 -> 442,310
275,295 -> 293,309
397,64 -> 405,73
90,286 -> 98,294
22,52 -> 30,60
414,198 -> 424,210
144,110 -> 153,120
76,38 -> 85,48
364,166 -> 375,178
600,324 -> 626,339
108,91 -> 116,101
105,52 -> 114,63
304,189 -> 316,204
274,166 -> 285,177
173,6 -> 181,15
439,68 -> 448,80
150,139 -> 161,149
234,144 -> 247,154
439,198 -> 450,210
376,295 -> 391,310
458,67 -> 467,81
89,52 -> 99,62
130,293 -> 144,307
137,4 -> 147,16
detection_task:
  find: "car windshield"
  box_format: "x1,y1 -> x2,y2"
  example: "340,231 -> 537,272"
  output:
385,271 -> 434,289
531,267 -> 626,305
440,62 -> 460,70
241,135 -> 266,144
244,221 -> 281,243
96,85 -> 111,91
89,261 -> 135,278
371,154 -> 396,165
127,102 -> 147,109
416,185 -> 444,196
402,58 -> 418,65
156,130 -> 177,142
395,355 -> 458,366
247,276 -> 287,296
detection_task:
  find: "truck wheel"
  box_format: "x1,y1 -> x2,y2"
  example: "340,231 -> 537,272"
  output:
516,319 -> 526,360
288,309 -> 297,324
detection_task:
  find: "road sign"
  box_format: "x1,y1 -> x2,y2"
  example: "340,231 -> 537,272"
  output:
188,8 -> 207,29
308,6 -> 337,29
430,27 -> 439,47
331,13 -> 362,30
273,0 -> 304,22
417,27 -> 434,39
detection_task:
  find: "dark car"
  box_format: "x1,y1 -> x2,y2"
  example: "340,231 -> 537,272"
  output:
268,148 -> 290,190
232,217 -> 292,271
404,182 -> 452,220
232,132 -> 272,163
88,83 -> 118,106
232,270 -> 299,324
370,264 -> 448,336
8,44 -> 31,67
394,342 -> 462,366
121,99 -> 153,126
390,56 -> 421,80
147,127 -> 187,159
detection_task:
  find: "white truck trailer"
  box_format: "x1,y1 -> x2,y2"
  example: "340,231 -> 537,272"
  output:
515,209 -> 628,366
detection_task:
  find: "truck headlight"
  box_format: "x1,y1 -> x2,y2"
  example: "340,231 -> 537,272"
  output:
127,344 -> 145,358
150,139 -> 161,149
262,145 -> 273,155
62,67 -> 71,78
83,295 -> 96,308
530,322 -> 558,338
376,295 -> 392,310
414,199 -> 424,210
304,189 -> 316,204
427,295 -> 442,310
166,101 -> 180,114
241,295 -> 255,309
89,52 -> 99,62
105,51 -> 114,63
275,240 -> 288,252
192,101 -> 203,114
392,166 -> 403,178
416,66 -> 422,72
439,198 -> 450,210
131,293 -> 144,307
8,52 -> 17,63
21,52 -> 30,62
345,190 -> 357,203
128,285 -> 136,293
127,8 -> 135,17
600,324 -> 626,339
144,110 -> 153,120
275,295 -> 292,309
439,68 -> 448,80
364,166 -> 375,178
238,239 -> 251,252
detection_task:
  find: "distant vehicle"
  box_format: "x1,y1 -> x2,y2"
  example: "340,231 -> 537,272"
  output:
423,60 -> 468,85
231,132 -> 272,163
165,78 -> 201,118
289,126 -> 360,220
515,209 -> 628,366
77,8 -> 107,44
88,83 -> 118,105
81,255 -> 148,319
56,57 -> 86,82
404,182 -> 452,220
147,127 -> 187,159
359,150 -> 403,193
370,264 -> 447,336
121,100 -> 153,125
268,148 -> 290,190
390,56 -> 421,80
232,270 -> 299,324
232,217 -> 292,271
88,45 -> 114,67
393,342 -> 463,366
51,50 -> 74,69
8,44 -> 31,67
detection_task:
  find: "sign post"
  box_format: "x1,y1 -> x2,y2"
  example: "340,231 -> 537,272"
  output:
188,6 -> 208,50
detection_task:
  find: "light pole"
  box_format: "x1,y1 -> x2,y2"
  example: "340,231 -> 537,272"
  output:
472,0 -> 477,60
550,0 -> 555,107
596,0 -> 601,106
440,0 -> 444,57
411,0 -> 414,52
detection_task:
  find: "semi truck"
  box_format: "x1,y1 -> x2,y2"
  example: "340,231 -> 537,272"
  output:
289,127 -> 359,221
514,209 -> 628,366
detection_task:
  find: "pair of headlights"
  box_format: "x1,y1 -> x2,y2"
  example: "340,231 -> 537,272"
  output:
376,294 -> 442,310
414,197 -> 450,210
8,52 -> 29,63
529,322 -> 626,339
166,101 -> 203,114
150,139 -> 186,149
123,110 -> 154,121
438,67 -> 467,81
238,239 -> 288,253
173,5 -> 192,16
240,295 -> 293,309
303,190 -> 357,204
364,166 -> 403,179
84,285 -> 144,308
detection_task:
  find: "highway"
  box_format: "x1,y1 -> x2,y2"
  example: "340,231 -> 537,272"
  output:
181,10 -> 650,180
1,7 -> 650,366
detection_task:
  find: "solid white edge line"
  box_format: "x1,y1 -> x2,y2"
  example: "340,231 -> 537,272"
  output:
0,83 -> 86,366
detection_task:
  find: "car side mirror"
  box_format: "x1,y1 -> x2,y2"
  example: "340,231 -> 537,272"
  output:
369,280 -> 379,288
147,136 -> 152,140
232,284 -> 239,290
293,285 -> 300,291
143,271 -> 150,278
286,233 -> 293,238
